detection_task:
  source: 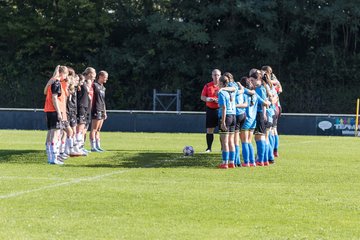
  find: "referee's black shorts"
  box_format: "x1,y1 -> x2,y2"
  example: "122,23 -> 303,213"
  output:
206,107 -> 219,129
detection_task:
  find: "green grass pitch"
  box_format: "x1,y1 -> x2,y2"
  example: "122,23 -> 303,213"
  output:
0,130 -> 359,239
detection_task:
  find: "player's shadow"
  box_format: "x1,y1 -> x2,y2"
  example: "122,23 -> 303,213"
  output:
0,150 -> 45,164
73,151 -> 219,169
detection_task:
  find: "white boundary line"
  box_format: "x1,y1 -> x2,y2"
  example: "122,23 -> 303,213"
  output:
0,169 -> 131,200
0,176 -> 67,181
0,154 -> 185,200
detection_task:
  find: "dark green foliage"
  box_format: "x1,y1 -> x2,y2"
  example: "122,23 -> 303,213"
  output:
0,0 -> 359,113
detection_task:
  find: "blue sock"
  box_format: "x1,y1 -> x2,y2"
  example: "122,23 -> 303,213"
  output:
274,135 -> 279,151
222,151 -> 229,164
256,140 -> 264,163
269,143 -> 274,160
242,143 -> 249,164
264,143 -> 269,161
261,141 -> 267,162
235,145 -> 240,165
248,143 -> 255,163
268,137 -> 275,160
229,151 -> 235,164
266,143 -> 272,161
269,134 -> 274,149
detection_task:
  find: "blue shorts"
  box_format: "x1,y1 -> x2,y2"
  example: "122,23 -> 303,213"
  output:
242,118 -> 256,131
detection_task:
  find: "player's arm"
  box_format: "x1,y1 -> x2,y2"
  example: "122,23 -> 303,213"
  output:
44,79 -> 55,95
51,81 -> 62,121
270,94 -> 279,105
263,105 -> 267,121
201,94 -> 217,103
52,94 -> 62,121
265,85 -> 274,98
221,105 -> 227,131
236,101 -> 248,109
244,88 -> 255,96
257,93 -> 271,108
220,86 -> 236,92
200,85 -> 212,102
236,82 -> 245,94
104,99 -> 107,120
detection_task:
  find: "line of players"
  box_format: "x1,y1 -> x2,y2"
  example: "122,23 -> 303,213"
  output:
201,66 -> 282,168
43,65 -> 108,165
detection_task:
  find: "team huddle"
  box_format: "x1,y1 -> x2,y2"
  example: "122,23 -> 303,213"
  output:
44,66 -> 108,165
201,66 -> 282,168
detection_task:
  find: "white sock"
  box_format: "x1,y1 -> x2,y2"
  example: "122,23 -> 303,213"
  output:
96,139 -> 101,149
76,133 -> 83,147
46,143 -> 51,162
91,140 -> 96,149
60,141 -> 66,154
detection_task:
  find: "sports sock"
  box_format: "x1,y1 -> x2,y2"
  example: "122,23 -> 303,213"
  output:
265,143 -> 271,161
60,141 -> 66,154
235,145 -> 240,165
221,151 -> 229,164
268,138 -> 274,160
50,142 -> 58,163
229,151 -> 235,164
256,140 -> 263,163
90,139 -> 96,149
274,135 -> 279,152
261,140 -> 266,162
242,143 -> 249,164
206,134 -> 213,150
46,143 -> 51,163
76,133 -> 83,147
96,138 -> 102,150
269,134 -> 275,149
248,143 -> 255,163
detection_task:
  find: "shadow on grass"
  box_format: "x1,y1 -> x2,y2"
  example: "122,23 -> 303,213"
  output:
69,151 -> 220,169
0,150 -> 45,164
0,149 -> 221,169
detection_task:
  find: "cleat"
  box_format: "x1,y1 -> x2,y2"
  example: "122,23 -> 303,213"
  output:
274,151 -> 279,157
73,145 -> 81,153
81,149 -> 88,156
49,159 -> 64,165
256,161 -> 264,167
69,150 -> 83,157
54,159 -> 64,165
264,161 -> 269,166
205,149 -> 211,153
228,163 -> 236,168
58,154 -> 67,161
241,163 -> 250,167
82,148 -> 90,154
96,147 -> 104,152
249,163 -> 256,167
269,160 -> 275,164
236,164 -> 241,167
91,148 -> 101,152
218,163 -> 228,169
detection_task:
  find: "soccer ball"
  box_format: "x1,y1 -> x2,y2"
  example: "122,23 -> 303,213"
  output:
183,146 -> 194,156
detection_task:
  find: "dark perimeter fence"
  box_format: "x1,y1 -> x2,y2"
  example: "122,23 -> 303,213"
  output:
0,108 -> 358,136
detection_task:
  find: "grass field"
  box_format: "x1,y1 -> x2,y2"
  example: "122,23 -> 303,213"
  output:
0,130 -> 359,240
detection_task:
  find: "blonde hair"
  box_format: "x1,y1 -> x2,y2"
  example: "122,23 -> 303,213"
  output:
83,67 -> 96,79
51,65 -> 68,79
